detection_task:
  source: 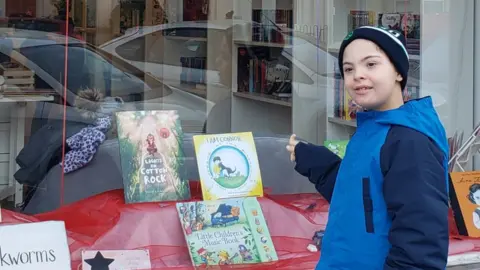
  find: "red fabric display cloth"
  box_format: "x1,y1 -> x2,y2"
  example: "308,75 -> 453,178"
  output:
0,182 -> 478,269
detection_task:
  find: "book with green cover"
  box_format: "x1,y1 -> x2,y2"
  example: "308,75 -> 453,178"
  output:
176,197 -> 278,266
324,140 -> 349,158
115,110 -> 190,203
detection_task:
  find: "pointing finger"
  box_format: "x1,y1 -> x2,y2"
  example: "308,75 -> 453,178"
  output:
289,134 -> 297,145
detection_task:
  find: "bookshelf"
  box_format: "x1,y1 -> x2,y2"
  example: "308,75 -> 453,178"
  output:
229,0 -> 426,144
229,0 -> 329,144
230,1 -> 295,137
231,34 -> 294,136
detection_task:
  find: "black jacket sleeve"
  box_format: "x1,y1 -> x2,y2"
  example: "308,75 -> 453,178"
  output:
294,142 -> 341,203
381,126 -> 449,270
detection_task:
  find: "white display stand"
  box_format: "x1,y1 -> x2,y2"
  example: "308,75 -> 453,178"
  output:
0,95 -> 53,205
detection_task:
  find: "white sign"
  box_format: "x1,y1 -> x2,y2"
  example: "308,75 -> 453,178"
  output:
0,221 -> 71,269
82,250 -> 151,270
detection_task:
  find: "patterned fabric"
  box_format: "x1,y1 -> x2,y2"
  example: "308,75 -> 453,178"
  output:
61,117 -> 111,173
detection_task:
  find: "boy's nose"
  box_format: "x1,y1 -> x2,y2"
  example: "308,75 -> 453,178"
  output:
353,69 -> 366,80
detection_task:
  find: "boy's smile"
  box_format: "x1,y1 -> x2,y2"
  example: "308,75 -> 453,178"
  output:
353,84 -> 373,95
342,39 -> 404,111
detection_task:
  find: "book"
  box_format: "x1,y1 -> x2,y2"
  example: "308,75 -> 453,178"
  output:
115,110 -> 190,203
449,171 -> 480,237
324,140 -> 349,158
176,197 -> 278,266
193,132 -> 263,200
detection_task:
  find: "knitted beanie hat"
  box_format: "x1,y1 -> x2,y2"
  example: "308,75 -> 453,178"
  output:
338,26 -> 410,90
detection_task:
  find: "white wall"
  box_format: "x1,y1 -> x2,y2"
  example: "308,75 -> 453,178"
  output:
294,0 -> 328,42
473,0 -> 480,170
420,1 -> 474,139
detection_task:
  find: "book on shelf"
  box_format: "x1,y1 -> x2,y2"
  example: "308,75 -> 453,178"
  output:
332,62 -> 358,121
176,197 -> 278,266
236,47 -> 292,98
449,171 -> 480,237
378,12 -> 421,55
348,10 -> 376,31
252,9 -> 293,44
193,132 -> 263,200
115,110 -> 191,203
183,0 -> 209,21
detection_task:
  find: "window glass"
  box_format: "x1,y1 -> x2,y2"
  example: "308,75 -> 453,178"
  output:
0,1 -> 475,258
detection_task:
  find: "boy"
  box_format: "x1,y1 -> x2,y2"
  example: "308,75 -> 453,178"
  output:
286,26 -> 449,269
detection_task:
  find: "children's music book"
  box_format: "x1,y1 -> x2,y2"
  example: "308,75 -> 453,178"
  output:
115,110 -> 190,203
193,132 -> 263,200
176,197 -> 278,266
449,171 -> 480,237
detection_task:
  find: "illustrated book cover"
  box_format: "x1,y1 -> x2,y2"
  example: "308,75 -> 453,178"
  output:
81,250 -> 151,270
176,197 -> 278,266
193,132 -> 263,200
324,140 -> 349,158
115,110 -> 190,203
449,171 -> 480,237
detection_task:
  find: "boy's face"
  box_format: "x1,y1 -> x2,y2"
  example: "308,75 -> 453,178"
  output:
342,39 -> 403,110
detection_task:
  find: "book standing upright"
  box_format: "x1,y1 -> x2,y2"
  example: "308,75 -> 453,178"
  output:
115,110 -> 190,203
192,132 -> 263,200
449,171 -> 480,237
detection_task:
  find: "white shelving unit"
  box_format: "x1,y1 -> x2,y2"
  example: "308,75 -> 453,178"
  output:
230,1 -> 292,135
0,95 -> 54,205
229,0 -> 328,144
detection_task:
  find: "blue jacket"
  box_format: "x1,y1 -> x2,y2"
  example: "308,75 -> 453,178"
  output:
295,97 -> 449,270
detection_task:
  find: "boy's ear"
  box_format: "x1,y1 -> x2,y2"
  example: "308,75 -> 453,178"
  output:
396,73 -> 403,82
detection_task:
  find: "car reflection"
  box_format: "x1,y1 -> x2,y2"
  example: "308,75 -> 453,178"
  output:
0,28 -> 210,134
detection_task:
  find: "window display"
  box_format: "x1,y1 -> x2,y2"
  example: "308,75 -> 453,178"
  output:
0,0 -> 479,269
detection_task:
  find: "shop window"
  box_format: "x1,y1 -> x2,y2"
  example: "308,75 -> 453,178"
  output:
19,43 -> 167,101
138,28 -> 209,67
115,36 -> 146,62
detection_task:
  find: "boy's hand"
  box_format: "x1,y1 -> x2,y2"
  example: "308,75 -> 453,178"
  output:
286,134 -> 299,162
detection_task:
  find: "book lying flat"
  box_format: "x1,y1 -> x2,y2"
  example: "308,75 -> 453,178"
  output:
176,197 -> 278,266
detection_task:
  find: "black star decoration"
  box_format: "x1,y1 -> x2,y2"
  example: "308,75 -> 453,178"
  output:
84,251 -> 115,270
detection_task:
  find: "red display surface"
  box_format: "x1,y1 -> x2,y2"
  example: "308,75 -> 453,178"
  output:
0,182 -> 478,269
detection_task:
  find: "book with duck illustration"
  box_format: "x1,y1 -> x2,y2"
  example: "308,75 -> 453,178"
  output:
176,197 -> 278,266
193,132 -> 263,200
115,110 -> 190,203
